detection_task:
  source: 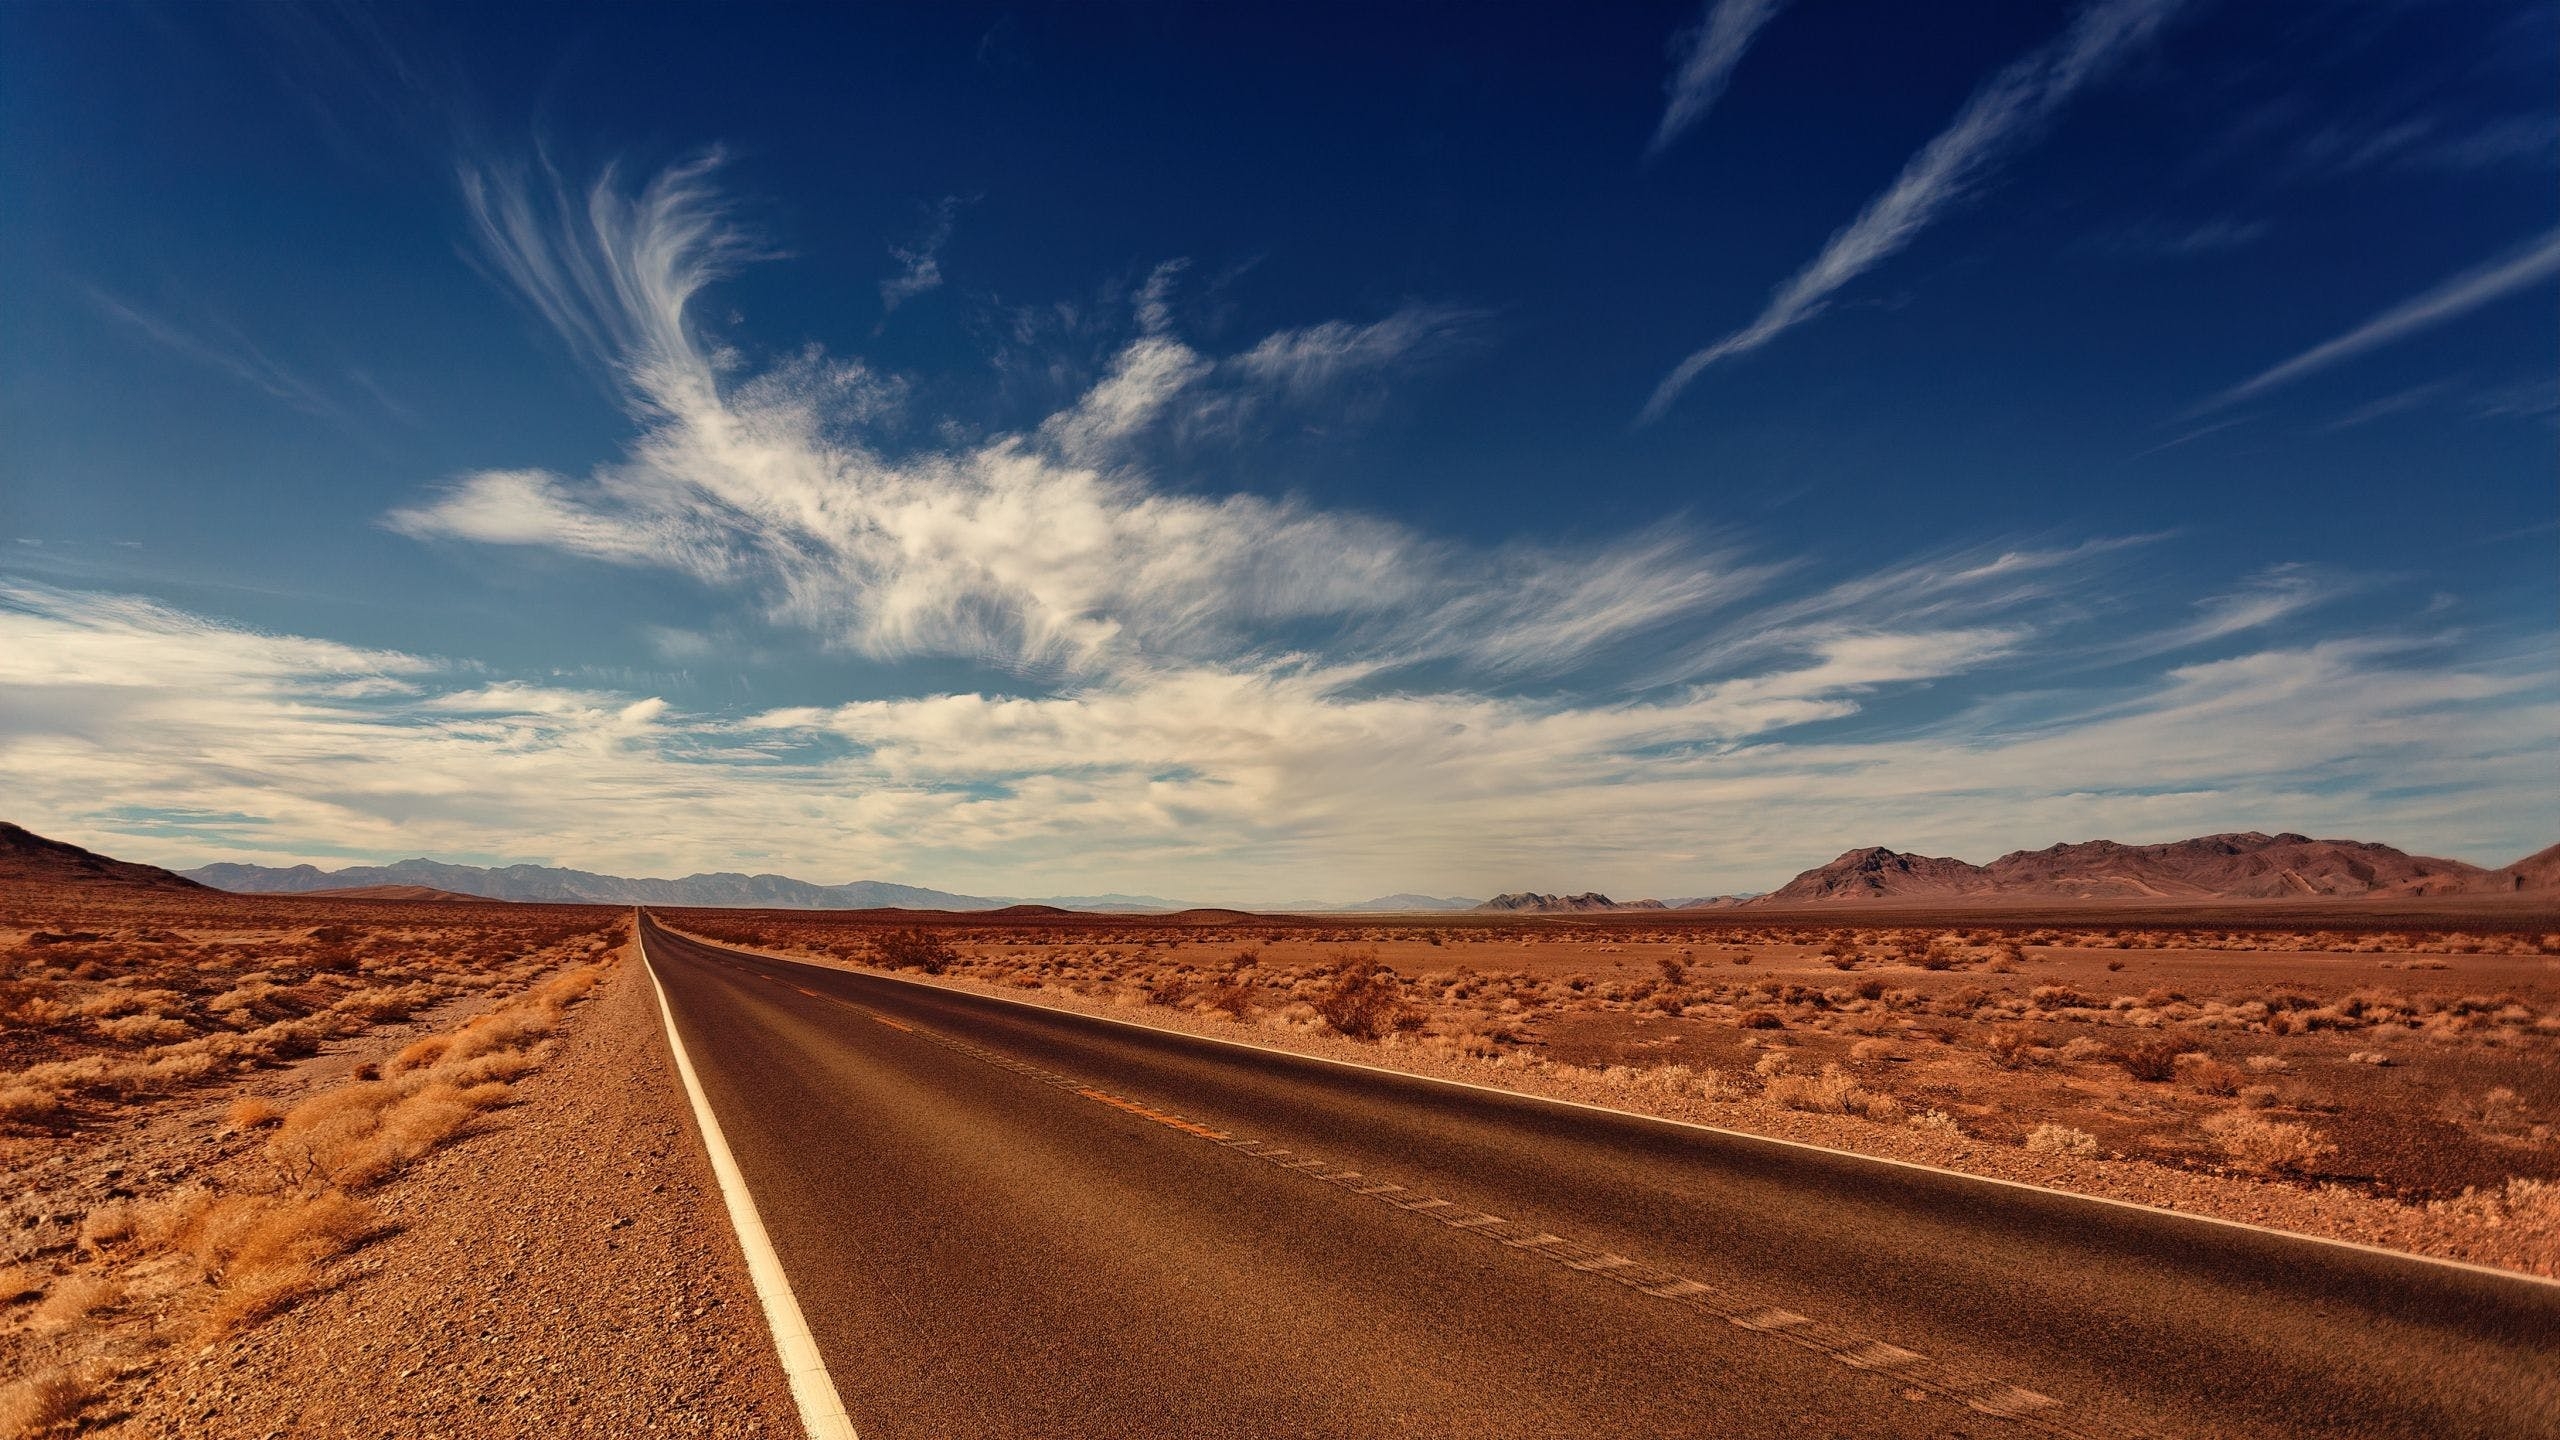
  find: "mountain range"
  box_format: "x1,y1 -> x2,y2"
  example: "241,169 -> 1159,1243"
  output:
1475,892 -> 1667,914
7,822 -> 2550,912
172,855 -> 1481,913
1753,833 -> 2559,905
176,858 -> 1198,912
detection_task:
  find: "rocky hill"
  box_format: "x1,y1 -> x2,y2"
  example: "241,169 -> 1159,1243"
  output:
1754,832 -> 2553,905
0,822 -> 208,892
1475,892 -> 1666,914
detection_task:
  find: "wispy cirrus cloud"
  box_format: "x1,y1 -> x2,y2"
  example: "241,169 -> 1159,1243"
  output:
1639,0 -> 2184,423
2201,225 -> 2560,412
879,194 -> 967,314
1645,0 -> 1789,159
88,290 -> 353,422
401,154 -> 1678,681
2294,112 -> 2560,179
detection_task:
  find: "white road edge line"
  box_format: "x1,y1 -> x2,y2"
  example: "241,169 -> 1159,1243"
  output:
659,917 -> 2560,1293
639,919 -> 860,1440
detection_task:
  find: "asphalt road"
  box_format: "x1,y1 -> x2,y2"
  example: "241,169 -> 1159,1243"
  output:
636,915 -> 2560,1440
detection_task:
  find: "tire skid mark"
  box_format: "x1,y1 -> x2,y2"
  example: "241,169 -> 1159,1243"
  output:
730,959 -> 2152,1439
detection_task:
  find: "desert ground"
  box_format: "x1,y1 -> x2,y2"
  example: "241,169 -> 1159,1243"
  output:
0,884 -> 796,1437
660,900 -> 2560,1272
5,882 -> 2555,1435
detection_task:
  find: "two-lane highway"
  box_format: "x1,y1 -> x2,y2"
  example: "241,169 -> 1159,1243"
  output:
637,915 -> 2559,1439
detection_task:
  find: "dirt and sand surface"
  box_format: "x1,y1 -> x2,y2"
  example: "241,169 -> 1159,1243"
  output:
0,888 -> 798,1438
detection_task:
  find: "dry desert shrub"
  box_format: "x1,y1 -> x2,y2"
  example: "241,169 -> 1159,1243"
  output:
1196,979 -> 1256,1019
386,1034 -> 452,1075
2024,1124 -> 2099,1157
2116,1037 -> 2184,1082
1986,1025 -> 2046,1069
0,1266 -> 41,1305
1763,1063 -> 1898,1120
1909,1109 -> 1963,1135
1310,955 -> 1413,1040
0,1365 -> 99,1440
872,928 -> 956,974
2428,1178 -> 2560,1268
2201,1110 -> 2334,1174
225,1095 -> 284,1131
0,1082 -> 63,1125
2176,1054 -> 2244,1097
29,1272 -> 119,1330
1847,1038 -> 1897,1062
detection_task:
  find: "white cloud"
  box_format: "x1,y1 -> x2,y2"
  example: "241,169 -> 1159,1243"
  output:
1647,0 -> 1789,158
4,582 -> 2549,900
2204,226 -> 2560,411
87,290 -> 355,423
879,195 -> 964,313
403,157 -> 1701,682
1640,0 -> 2183,422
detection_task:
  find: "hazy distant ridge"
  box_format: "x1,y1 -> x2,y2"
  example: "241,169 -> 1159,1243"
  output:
178,856 -> 1428,913
184,858 -> 1014,910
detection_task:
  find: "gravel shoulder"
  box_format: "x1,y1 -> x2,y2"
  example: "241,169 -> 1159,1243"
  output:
100,943 -> 801,1437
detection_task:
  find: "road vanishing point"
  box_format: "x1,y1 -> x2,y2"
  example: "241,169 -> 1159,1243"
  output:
636,914 -> 2558,1440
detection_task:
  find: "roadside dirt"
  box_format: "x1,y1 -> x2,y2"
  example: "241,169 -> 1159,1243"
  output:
17,943 -> 800,1438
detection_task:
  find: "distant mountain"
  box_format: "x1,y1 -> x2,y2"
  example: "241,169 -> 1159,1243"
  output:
1475,891 -> 1665,914
2,822 -> 209,893
1324,894 -> 1482,913
1668,894 -> 1759,909
1026,893 -> 1193,913
185,857 -> 1007,910
1752,833 -> 2556,905
180,856 -> 1206,911
308,884 -> 480,901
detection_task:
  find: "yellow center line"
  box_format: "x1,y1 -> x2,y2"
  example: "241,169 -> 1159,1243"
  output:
1075,1086 -> 1233,1140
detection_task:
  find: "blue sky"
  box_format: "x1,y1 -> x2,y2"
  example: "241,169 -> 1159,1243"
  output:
2,0 -> 2553,901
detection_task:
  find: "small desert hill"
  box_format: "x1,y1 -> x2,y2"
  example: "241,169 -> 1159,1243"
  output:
1476,892 -> 1667,914
1755,832 -> 2556,905
308,884 -> 481,902
2484,843 -> 2560,895
0,822 -> 209,893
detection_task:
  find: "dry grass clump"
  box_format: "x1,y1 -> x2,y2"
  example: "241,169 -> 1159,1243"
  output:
224,1095 -> 284,1131
0,1083 -> 64,1125
0,1364 -> 101,1440
29,1273 -> 120,1331
1763,1063 -> 1902,1122
2427,1180 -> 2560,1270
269,962 -> 601,1187
2201,1110 -> 2334,1174
2024,1124 -> 2099,1157
151,1188 -> 386,1339
0,899 -> 623,1136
